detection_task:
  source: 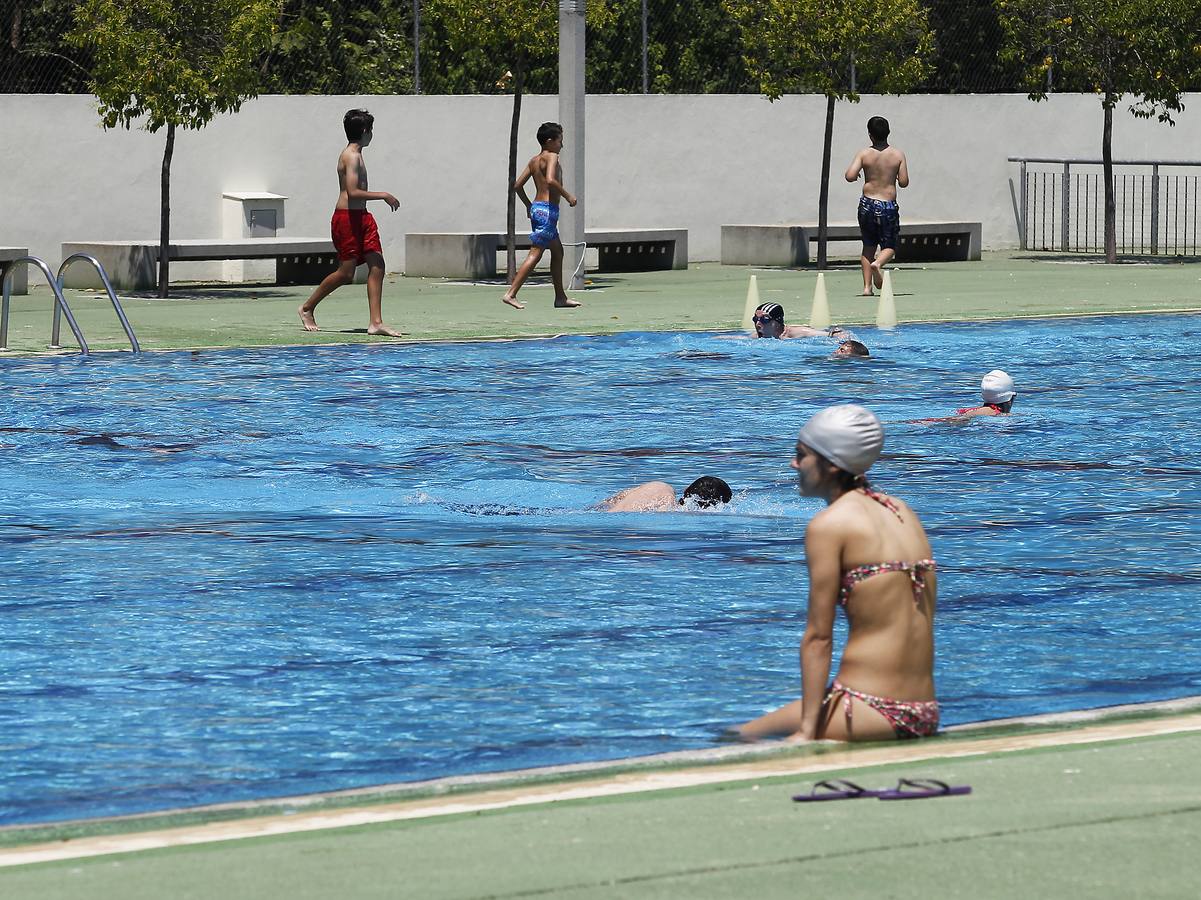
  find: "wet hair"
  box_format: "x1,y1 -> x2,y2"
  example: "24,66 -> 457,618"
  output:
344,109 -> 374,143
681,476 -> 732,508
994,397 -> 1015,413
839,340 -> 870,357
867,116 -> 890,143
537,122 -> 563,146
754,302 -> 785,323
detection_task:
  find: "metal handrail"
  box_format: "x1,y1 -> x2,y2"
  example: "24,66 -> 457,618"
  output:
1,256 -> 89,354
56,254 -> 140,352
1008,157 -> 1201,254
1008,157 -> 1201,166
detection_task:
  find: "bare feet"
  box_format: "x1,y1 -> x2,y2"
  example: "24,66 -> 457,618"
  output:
870,261 -> 884,289
367,323 -> 406,337
554,297 -> 582,308
860,289 -> 874,297
299,306 -> 319,332
502,294 -> 525,310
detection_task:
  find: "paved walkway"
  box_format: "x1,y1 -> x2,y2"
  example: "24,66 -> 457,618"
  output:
3,252 -> 1200,353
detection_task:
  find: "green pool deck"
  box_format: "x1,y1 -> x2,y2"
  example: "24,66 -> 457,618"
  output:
3,701 -> 1201,897
3,251 -> 1201,354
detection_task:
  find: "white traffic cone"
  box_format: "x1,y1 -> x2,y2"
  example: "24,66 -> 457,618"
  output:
809,272 -> 831,330
742,274 -> 761,334
876,270 -> 897,330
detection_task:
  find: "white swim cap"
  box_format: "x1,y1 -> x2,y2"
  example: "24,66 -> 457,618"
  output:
981,370 -> 1015,404
797,404 -> 884,476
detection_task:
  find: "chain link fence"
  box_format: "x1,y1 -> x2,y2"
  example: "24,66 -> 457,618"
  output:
1,0 -> 1046,96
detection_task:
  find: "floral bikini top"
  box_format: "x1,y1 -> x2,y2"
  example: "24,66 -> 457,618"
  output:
837,487 -> 937,608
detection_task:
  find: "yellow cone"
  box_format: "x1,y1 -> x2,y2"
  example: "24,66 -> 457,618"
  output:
742,274 -> 761,334
809,272 -> 831,330
876,270 -> 897,330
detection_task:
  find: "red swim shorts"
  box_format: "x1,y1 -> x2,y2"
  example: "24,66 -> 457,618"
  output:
330,208 -> 382,264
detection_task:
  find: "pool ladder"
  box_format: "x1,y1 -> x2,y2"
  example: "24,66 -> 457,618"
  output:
0,254 -> 141,354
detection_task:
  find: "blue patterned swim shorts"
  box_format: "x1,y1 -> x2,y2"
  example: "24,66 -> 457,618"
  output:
529,201 -> 560,248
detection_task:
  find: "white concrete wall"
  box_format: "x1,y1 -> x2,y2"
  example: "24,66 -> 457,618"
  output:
4,92 -> 1201,275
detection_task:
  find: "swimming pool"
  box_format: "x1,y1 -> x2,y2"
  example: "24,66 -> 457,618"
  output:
3,314 -> 1200,825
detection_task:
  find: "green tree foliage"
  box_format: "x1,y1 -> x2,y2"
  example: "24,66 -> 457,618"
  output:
725,0 -> 934,268
2,0 -> 92,92
999,0 -> 1201,262
67,0 -> 280,296
587,0 -> 752,94
423,0 -> 612,280
262,1 -> 415,95
921,0 -> 1022,93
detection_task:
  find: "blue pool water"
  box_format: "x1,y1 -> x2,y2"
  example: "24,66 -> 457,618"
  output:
2,314 -> 1200,825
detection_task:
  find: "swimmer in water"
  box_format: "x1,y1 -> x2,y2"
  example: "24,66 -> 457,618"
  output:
601,476 -> 732,512
752,303 -> 856,341
737,405 -> 939,742
833,339 -> 870,358
955,370 -> 1017,418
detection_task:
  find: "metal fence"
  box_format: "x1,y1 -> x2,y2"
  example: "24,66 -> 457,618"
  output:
1011,157 -> 1201,257
6,0 -> 1024,96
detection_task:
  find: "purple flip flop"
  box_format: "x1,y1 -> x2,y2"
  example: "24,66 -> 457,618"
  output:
792,779 -> 885,802
876,778 -> 972,800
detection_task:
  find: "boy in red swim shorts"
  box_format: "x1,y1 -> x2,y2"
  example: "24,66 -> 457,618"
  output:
299,109 -> 404,336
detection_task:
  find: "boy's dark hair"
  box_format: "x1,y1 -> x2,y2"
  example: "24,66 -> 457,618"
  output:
344,109 -> 375,143
537,122 -> 563,146
840,340 -> 871,357
681,476 -> 733,508
867,116 -> 890,143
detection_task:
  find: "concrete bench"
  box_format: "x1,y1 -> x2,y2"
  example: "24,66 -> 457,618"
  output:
405,228 -> 688,279
0,247 -> 29,295
60,238 -> 339,290
720,221 -> 982,266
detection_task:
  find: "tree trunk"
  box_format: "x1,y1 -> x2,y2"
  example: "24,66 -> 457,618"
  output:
817,94 -> 836,270
506,62 -> 526,284
159,122 -> 175,298
1102,102 -> 1116,263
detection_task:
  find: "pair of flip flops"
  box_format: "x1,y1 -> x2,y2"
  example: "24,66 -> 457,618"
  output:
792,778 -> 972,802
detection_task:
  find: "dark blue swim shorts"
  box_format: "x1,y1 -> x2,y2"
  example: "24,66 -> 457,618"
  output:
857,196 -> 900,251
529,201 -> 560,248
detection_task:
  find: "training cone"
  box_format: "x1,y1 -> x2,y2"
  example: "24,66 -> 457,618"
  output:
809,272 -> 831,330
876,270 -> 897,330
742,274 -> 761,334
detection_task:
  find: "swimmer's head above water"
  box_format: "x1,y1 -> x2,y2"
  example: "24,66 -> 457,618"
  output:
752,303 -> 786,338
680,476 -> 733,508
834,339 -> 870,357
978,369 -> 1016,413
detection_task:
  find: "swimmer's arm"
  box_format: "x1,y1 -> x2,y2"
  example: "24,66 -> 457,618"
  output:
342,153 -> 399,210
543,153 -> 576,206
513,162 -> 533,211
844,151 -> 863,183
796,520 -> 841,740
897,151 -> 910,189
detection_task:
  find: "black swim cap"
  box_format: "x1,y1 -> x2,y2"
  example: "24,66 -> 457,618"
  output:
754,303 -> 784,323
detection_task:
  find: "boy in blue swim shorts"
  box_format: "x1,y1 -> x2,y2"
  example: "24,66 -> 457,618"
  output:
845,116 -> 909,296
502,122 -> 581,310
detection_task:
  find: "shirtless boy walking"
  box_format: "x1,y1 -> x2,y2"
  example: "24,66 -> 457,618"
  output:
502,122 -> 581,310
299,108 -> 403,336
844,116 -> 909,296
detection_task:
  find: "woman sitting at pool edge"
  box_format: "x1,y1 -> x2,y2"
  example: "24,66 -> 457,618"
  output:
737,405 -> 939,742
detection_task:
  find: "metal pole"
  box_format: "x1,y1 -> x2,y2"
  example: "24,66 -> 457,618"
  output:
414,0 -> 422,95
1061,161 -> 1070,251
1020,161 -> 1028,250
641,0 -> 648,94
559,1 -> 586,291
1151,163 -> 1160,254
